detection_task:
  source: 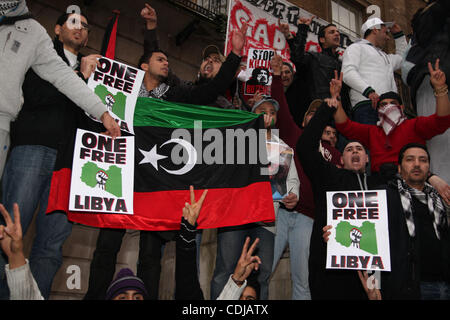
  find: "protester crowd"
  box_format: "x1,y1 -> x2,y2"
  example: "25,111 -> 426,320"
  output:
0,0 -> 449,301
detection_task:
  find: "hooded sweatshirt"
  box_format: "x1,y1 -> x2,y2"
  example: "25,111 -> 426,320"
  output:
0,0 -> 107,132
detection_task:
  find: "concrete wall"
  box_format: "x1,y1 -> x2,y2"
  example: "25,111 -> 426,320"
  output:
21,0 -> 429,300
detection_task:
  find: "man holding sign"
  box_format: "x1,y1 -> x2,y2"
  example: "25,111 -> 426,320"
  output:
84,3 -> 249,300
0,11 -> 119,299
297,79 -> 383,299
0,2 -> 120,178
325,143 -> 450,300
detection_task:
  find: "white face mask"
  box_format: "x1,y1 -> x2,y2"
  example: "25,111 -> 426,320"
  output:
0,0 -> 21,16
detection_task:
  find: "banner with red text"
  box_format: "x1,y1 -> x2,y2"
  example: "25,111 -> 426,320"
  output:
225,0 -> 357,97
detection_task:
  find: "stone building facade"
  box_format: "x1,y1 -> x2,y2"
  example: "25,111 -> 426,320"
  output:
21,0 -> 429,300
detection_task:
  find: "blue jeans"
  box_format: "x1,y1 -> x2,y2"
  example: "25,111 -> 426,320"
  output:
0,145 -> 73,299
420,281 -> 450,300
352,102 -> 379,125
210,224 -> 274,300
272,208 -> 313,300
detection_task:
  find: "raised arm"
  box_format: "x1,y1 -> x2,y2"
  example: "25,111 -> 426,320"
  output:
217,237 -> 261,300
31,23 -> 120,139
297,100 -> 343,187
330,71 -> 349,124
330,72 -> 372,146
141,3 -> 159,53
388,23 -> 408,70
270,55 -> 302,148
280,16 -> 314,71
0,204 -> 44,300
141,3 -> 157,30
429,59 -> 450,117
175,186 -> 208,300
174,23 -> 246,105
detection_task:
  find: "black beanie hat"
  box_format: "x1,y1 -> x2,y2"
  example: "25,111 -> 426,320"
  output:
377,91 -> 403,108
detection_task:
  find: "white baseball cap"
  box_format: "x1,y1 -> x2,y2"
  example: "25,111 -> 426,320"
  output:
361,17 -> 394,35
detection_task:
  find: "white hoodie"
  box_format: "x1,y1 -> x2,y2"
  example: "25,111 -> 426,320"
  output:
342,33 -> 408,110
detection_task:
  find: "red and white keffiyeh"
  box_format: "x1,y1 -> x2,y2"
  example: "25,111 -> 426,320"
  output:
377,103 -> 407,136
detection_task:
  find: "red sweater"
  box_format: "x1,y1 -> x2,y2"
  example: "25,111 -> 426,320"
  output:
336,114 -> 450,172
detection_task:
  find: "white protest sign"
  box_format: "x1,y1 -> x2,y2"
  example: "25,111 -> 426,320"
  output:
69,129 -> 135,215
266,141 -> 293,201
87,57 -> 145,134
244,48 -> 275,96
326,190 -> 391,271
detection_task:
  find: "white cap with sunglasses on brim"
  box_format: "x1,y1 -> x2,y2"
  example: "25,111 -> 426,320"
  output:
361,17 -> 394,35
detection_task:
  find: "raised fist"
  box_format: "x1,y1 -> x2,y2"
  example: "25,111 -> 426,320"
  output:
350,228 -> 362,248
96,170 -> 109,190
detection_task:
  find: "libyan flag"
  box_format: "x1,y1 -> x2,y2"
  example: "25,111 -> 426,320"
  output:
47,97 -> 275,231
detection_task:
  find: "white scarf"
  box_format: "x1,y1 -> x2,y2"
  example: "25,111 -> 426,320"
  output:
377,104 -> 407,136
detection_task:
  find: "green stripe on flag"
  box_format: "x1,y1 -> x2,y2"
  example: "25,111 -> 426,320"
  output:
134,97 -> 261,129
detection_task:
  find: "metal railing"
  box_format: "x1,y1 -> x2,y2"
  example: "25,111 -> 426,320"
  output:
169,0 -> 228,21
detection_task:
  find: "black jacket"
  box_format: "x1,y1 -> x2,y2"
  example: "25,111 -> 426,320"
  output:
380,181 -> 450,300
287,24 -> 351,124
161,51 -> 241,106
174,217 -> 204,300
297,103 -> 381,300
11,39 -> 88,150
142,29 -> 241,107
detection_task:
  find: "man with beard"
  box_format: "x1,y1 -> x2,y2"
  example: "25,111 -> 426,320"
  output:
322,143 -> 450,300
0,4 -> 121,299
279,16 -> 350,126
0,0 -> 120,178
333,61 -> 450,204
139,3 -> 243,109
381,143 -> 450,300
401,0 -> 450,185
84,3 -> 246,300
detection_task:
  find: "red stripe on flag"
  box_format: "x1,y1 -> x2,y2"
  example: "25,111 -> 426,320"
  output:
47,168 -> 72,214
105,11 -> 119,59
47,170 -> 275,231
